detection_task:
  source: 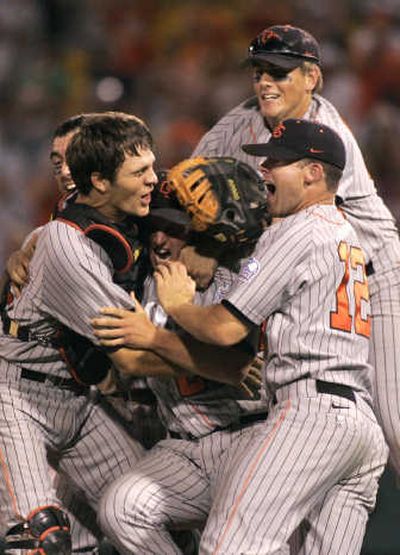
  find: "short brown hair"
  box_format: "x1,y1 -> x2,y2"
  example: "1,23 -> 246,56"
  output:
66,112 -> 153,195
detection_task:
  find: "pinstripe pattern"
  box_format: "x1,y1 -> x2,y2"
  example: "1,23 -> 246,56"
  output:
1,221 -> 135,375
368,268 -> 400,471
98,264 -> 268,554
200,394 -> 387,555
55,474 -> 101,553
228,205 -> 373,395
0,219 -> 146,548
99,426 -> 260,555
184,204 -> 389,554
194,94 -> 400,479
143,267 -> 267,438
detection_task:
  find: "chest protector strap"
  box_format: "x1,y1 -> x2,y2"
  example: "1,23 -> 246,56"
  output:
57,202 -> 142,273
51,202 -> 144,385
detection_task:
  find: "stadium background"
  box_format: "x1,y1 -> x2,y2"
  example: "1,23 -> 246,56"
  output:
0,1 -> 399,553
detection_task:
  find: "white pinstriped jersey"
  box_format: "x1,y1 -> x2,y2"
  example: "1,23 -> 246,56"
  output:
0,220 -> 135,377
143,266 -> 267,438
192,94 -> 400,270
225,204 -> 373,398
0,216 -> 146,546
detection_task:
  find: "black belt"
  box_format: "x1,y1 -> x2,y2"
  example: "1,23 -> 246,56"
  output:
365,261 -> 375,276
20,368 -> 89,394
273,380 -> 355,405
169,411 -> 268,440
2,315 -> 59,347
316,379 -> 355,402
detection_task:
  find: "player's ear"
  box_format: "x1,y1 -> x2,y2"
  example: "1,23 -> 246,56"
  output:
91,172 -> 110,194
303,162 -> 323,187
304,63 -> 320,93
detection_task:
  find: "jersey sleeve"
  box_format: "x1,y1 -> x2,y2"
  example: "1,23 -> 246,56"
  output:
335,125 -> 376,200
315,96 -> 376,200
41,221 -> 135,345
192,115 -> 232,157
225,219 -> 312,325
191,98 -> 259,158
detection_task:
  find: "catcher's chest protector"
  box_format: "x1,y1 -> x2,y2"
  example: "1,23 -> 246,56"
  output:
53,202 -> 145,385
1,201 -> 146,386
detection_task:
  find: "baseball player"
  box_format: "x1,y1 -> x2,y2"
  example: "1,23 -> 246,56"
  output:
192,24 -> 400,480
1,113 -> 163,555
0,112 -> 172,554
3,114 -> 88,297
90,157 -> 270,555
153,120 -> 388,554
0,113 -> 111,555
5,114 -> 165,443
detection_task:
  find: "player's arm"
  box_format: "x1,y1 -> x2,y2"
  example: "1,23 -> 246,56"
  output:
108,335 -> 251,386
108,347 -> 187,379
148,327 -> 254,385
92,295 -> 256,385
155,261 -> 251,346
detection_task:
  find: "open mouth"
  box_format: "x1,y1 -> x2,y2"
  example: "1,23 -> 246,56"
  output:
152,246 -> 171,260
141,193 -> 152,205
260,93 -> 280,101
64,181 -> 76,191
266,183 -> 276,194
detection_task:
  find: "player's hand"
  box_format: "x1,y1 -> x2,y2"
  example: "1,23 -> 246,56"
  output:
155,261 -> 196,314
179,245 -> 217,290
91,293 -> 157,350
6,234 -> 37,297
238,354 -> 263,399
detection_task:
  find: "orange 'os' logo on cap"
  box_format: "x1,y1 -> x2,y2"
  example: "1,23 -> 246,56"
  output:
260,30 -> 280,44
272,122 -> 286,138
159,179 -> 174,198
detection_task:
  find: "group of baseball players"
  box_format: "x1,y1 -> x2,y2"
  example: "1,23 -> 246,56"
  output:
0,23 -> 399,555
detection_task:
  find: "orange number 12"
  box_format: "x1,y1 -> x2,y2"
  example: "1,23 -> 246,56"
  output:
330,241 -> 370,338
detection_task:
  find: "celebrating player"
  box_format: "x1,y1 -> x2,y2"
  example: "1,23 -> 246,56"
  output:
0,113 -> 120,555
193,24 -> 400,479
0,112 -> 162,554
150,120 -> 388,554
90,157 -> 270,554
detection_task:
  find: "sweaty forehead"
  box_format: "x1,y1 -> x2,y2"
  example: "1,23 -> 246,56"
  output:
122,147 -> 156,169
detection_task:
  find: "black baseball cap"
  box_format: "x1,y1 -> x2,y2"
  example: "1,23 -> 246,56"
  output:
242,119 -> 346,171
246,25 -> 321,70
149,170 -> 190,226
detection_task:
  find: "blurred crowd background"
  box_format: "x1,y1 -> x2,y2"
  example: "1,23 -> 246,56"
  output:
0,0 -> 400,552
1,0 -> 400,270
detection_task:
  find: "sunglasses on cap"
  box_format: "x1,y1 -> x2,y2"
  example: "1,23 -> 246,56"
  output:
246,26 -> 321,69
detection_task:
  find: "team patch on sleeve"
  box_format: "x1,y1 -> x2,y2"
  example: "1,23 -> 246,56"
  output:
237,257 -> 261,283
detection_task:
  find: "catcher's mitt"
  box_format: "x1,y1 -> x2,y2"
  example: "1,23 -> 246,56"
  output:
167,157 -> 269,246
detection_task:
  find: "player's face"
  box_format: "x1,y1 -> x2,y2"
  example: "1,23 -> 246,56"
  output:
107,147 -> 157,220
149,228 -> 187,269
50,131 -> 77,194
260,159 -> 308,217
252,64 -> 317,127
